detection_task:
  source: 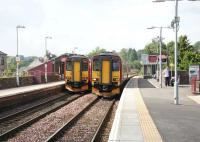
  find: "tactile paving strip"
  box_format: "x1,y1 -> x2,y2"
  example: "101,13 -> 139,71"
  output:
135,88 -> 163,142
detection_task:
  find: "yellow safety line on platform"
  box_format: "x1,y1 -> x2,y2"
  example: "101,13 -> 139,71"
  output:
135,88 -> 163,142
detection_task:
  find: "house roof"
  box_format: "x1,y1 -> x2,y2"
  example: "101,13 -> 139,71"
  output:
0,51 -> 7,55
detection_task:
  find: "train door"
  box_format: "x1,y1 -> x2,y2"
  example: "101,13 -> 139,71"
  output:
102,60 -> 110,84
74,61 -> 81,82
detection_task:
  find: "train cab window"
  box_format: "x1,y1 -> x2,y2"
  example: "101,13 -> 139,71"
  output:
112,61 -> 119,71
82,61 -> 88,71
66,61 -> 72,71
93,60 -> 100,71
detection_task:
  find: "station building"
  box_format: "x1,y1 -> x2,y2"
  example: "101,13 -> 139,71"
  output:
141,54 -> 167,79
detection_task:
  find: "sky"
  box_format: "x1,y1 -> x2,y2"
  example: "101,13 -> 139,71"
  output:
0,0 -> 200,57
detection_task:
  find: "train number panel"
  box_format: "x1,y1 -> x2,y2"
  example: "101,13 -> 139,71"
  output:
65,55 -> 90,93
92,52 -> 122,97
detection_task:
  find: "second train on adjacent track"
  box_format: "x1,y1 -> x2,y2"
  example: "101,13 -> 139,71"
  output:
91,52 -> 122,97
64,52 -> 122,97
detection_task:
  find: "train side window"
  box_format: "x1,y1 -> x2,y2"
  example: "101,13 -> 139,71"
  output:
66,61 -> 72,71
112,61 -> 119,71
82,61 -> 88,71
93,60 -> 100,71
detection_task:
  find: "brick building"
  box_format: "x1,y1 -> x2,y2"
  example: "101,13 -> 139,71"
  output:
0,51 -> 7,75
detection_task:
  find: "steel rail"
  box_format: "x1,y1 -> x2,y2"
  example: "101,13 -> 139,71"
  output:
45,97 -> 99,142
90,100 -> 115,142
0,92 -> 68,123
0,94 -> 82,141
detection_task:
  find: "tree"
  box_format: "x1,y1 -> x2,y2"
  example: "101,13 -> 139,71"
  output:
166,35 -> 200,70
144,40 -> 167,55
137,49 -> 145,60
193,41 -> 200,52
119,48 -> 140,72
166,41 -> 175,66
87,47 -> 106,57
178,35 -> 194,70
131,60 -> 142,70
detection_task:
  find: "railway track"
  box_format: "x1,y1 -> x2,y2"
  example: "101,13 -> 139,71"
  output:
5,94 -> 97,142
0,93 -> 81,141
0,92 -> 68,122
46,98 -> 115,142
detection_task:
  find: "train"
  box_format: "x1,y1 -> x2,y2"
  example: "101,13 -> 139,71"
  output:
91,52 -> 122,97
28,52 -> 123,97
65,55 -> 91,93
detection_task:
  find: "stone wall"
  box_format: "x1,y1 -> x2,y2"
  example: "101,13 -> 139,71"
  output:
0,75 -> 61,90
0,76 -> 33,90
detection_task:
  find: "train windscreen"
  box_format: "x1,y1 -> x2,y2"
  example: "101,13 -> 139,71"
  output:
93,60 -> 100,71
66,61 -> 72,71
112,61 -> 120,71
82,60 -> 88,71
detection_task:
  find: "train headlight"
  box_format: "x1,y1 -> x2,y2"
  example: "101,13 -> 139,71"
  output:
113,78 -> 119,81
92,78 -> 99,81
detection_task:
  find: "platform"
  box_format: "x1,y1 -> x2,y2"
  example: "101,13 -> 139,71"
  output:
109,77 -> 200,142
109,77 -> 162,142
0,81 -> 65,99
0,81 -> 65,109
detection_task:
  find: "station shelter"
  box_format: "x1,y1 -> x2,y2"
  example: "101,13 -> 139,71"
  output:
141,54 -> 167,79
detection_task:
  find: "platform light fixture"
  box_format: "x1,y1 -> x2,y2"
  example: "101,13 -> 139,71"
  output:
16,25 -> 26,87
152,0 -> 200,105
147,26 -> 171,88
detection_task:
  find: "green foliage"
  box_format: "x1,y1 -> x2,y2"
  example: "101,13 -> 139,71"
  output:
131,60 -> 142,70
166,35 -> 200,70
137,49 -> 145,60
4,56 -> 35,76
193,41 -> 200,52
87,47 -> 106,57
166,41 -> 175,65
144,40 -> 167,55
119,48 -> 141,71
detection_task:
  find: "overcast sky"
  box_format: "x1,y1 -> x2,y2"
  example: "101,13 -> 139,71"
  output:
0,0 -> 200,57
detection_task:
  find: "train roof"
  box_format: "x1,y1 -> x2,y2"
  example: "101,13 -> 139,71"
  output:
93,52 -> 121,59
69,54 -> 89,59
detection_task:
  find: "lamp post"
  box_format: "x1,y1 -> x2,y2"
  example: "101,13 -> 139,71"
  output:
152,0 -> 200,105
147,26 -> 171,88
152,36 -> 160,82
44,36 -> 52,83
16,25 -> 25,87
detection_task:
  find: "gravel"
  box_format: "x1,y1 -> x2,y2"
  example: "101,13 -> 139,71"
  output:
98,100 -> 119,142
0,94 -> 75,135
0,93 -> 66,119
7,94 -> 97,142
57,99 -> 113,142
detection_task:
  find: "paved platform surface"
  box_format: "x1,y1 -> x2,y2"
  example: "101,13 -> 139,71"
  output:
139,78 -> 200,142
109,77 -> 163,142
0,81 -> 65,98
